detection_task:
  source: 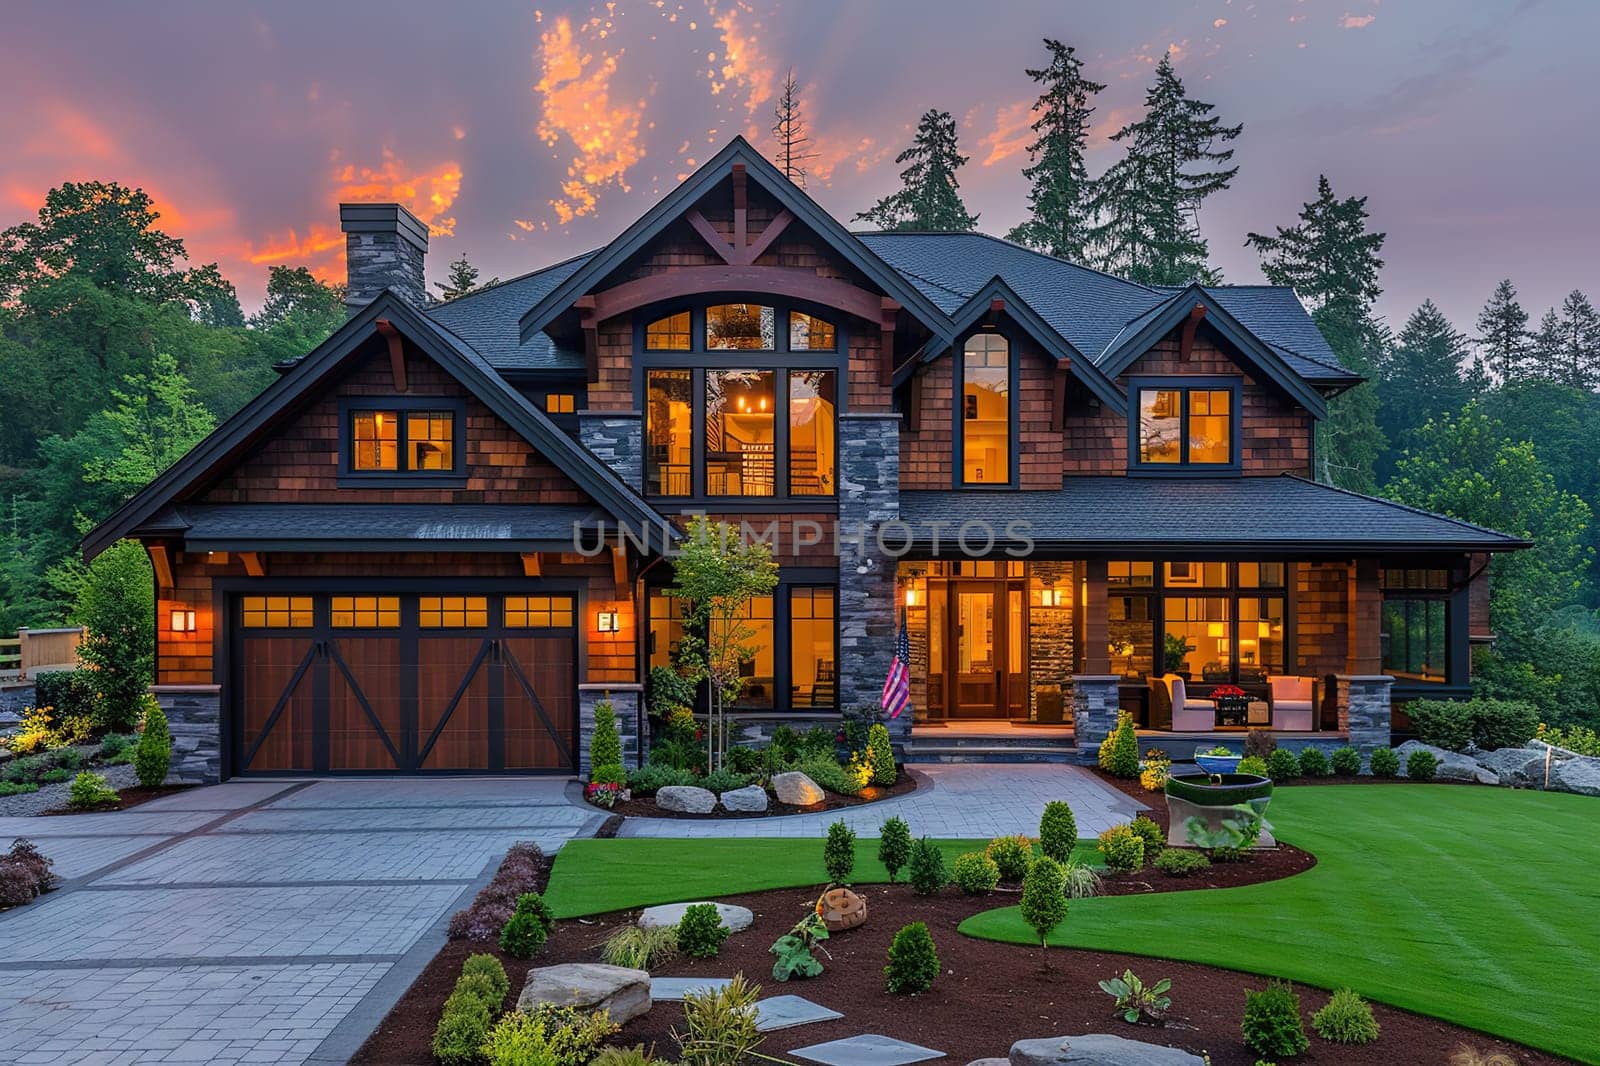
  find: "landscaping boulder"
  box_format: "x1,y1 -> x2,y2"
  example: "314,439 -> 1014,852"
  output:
1009,1034 -> 1206,1066
656,785 -> 716,814
517,962 -> 651,1023
1474,746 -> 1548,788
772,770 -> 825,806
638,900 -> 754,933
1395,740 -> 1499,785
720,784 -> 768,813
1551,756 -> 1600,797
968,1060 -> 1009,1066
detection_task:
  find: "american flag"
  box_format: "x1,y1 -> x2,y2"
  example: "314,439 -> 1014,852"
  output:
881,610 -> 911,719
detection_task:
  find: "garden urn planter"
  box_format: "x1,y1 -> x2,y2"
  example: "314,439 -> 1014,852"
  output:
1192,750 -> 1242,775
817,887 -> 866,932
1162,772 -> 1274,849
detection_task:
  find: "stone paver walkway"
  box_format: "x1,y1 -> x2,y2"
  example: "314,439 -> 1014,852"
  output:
616,763 -> 1144,839
0,777 -> 603,1065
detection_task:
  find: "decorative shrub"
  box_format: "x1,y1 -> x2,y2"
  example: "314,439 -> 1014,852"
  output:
1241,980 -> 1310,1059
33,670 -> 99,724
1406,748 -> 1438,782
53,747 -> 86,771
1244,728 -> 1278,759
884,921 -> 939,994
525,1003 -> 621,1066
1098,710 -> 1140,778
133,698 -> 171,789
1063,859 -> 1102,899
952,851 -> 1000,895
877,816 -> 912,882
462,953 -> 510,1007
627,764 -> 694,795
797,756 -> 860,797
0,782 -> 40,798
648,664 -> 696,718
1129,815 -> 1164,856
593,1047 -> 656,1066
725,745 -> 763,776
432,987 -> 494,1066
1369,747 -> 1400,778
74,541 -> 157,731
1019,855 -> 1068,945
589,698 -> 622,774
985,834 -> 1034,882
1097,824 -> 1146,872
1038,801 -> 1077,863
1409,698 -> 1539,752
1312,987 -> 1380,1044
768,725 -> 801,765
700,768 -> 752,795
1330,746 -> 1363,776
823,820 -> 856,883
676,902 -> 730,958
1139,748 -> 1172,791
0,839 -> 53,904
1237,754 -> 1270,777
40,768 -> 70,784
68,771 -> 119,809
650,737 -> 707,776
1297,747 -> 1331,777
499,891 -> 555,959
0,863 -> 37,907
478,1010 -> 554,1066
674,973 -> 762,1066
1154,849 -> 1212,877
448,843 -> 543,941
907,836 -> 947,895
770,910 -> 829,981
799,726 -> 837,762
866,723 -> 896,786
1265,747 -> 1301,783
589,765 -> 626,788
1098,969 -> 1173,1024
1536,722 -> 1600,756
602,925 -> 679,971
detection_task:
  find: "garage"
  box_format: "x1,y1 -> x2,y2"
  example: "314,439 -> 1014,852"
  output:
232,592 -> 577,774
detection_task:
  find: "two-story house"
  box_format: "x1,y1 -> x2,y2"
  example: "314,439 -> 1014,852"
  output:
83,138 -> 1527,782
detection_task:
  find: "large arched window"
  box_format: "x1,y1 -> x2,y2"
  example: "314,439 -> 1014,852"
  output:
961,333 -> 1010,485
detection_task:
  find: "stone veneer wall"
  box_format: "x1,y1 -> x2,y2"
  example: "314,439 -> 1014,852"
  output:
149,684 -> 222,785
578,411 -> 643,490
1072,674 -> 1121,754
578,683 -> 643,775
1336,674 -> 1394,757
343,230 -> 427,311
838,413 -> 906,745
1028,561 -> 1075,721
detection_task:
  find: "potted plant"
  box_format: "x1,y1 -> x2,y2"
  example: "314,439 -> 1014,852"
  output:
1193,744 -> 1242,776
1209,682 -> 1250,727
1162,633 -> 1194,676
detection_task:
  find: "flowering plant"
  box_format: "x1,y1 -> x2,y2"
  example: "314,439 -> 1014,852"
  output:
584,781 -> 623,809
1210,684 -> 1247,701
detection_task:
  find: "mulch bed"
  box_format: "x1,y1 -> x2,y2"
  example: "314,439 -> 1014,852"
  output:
40,783 -> 197,816
594,771 -> 919,821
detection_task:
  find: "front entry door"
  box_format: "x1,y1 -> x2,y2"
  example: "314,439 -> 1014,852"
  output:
951,582 -> 1020,718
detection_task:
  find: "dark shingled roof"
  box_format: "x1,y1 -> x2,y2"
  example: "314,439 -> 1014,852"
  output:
157,503 -> 607,551
427,252 -> 594,371
898,476 -> 1528,552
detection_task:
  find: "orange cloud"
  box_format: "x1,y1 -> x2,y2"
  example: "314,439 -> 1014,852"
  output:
978,99 -> 1037,167
333,150 -> 462,236
707,0 -> 776,137
1341,13 -> 1377,28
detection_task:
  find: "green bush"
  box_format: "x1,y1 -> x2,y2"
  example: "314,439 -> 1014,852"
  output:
589,698 -> 622,774
649,737 -> 706,775
676,973 -> 762,1066
589,765 -> 626,789
462,953 -> 510,1007
133,698 -> 171,789
1408,698 -> 1539,752
725,745 -> 762,775
867,723 -> 896,786
952,851 -> 1000,895
479,1010 -> 555,1066
1129,815 -> 1164,855
52,747 -> 86,771
1018,855 -> 1068,945
1097,710 -> 1140,777
1312,987 -> 1380,1044
877,816 -> 912,882
1405,748 -> 1438,782
1297,747 -> 1331,777
627,764 -> 694,795
1097,824 -> 1145,872
907,836 -> 947,895
1369,747 -> 1400,778
700,768 -> 752,795
676,902 -> 729,958
1244,728 -> 1277,759
593,1047 -> 656,1066
1241,980 -> 1309,1059
1154,849 -> 1212,877
525,1004 -> 620,1066
883,921 -> 939,994
73,540 -> 155,732
500,891 -> 555,959
40,768 -> 70,784
799,726 -> 836,762
1238,754 -> 1269,777
602,925 -> 679,971
648,664 -> 696,718
33,670 -> 99,724
432,988 -> 494,1066
1038,801 -> 1076,863
985,834 -> 1034,882
1537,722 -> 1600,756
0,781 -> 40,797
68,771 -> 119,809
768,725 -> 801,764
797,756 -> 860,797
1265,747 -> 1301,783
1330,746 -> 1363,775
823,820 -> 856,884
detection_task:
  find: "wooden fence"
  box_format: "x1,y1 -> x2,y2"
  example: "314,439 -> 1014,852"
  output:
0,626 -> 85,680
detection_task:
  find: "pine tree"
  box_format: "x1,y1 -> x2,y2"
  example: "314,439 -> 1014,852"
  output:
1374,300 -> 1471,479
1529,308 -> 1564,382
435,255 -> 497,302
1088,54 -> 1242,285
1245,175 -> 1387,490
1551,290 -> 1600,390
771,68 -> 814,187
1004,39 -> 1104,260
1475,279 -> 1531,383
854,109 -> 979,232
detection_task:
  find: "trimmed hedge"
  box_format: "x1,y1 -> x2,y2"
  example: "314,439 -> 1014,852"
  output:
1407,698 -> 1538,752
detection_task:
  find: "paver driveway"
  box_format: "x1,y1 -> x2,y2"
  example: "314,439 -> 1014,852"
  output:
0,778 -> 604,1065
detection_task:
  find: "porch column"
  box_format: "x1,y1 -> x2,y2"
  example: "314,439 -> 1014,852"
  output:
578,683 -> 643,774
578,410 -> 643,491
1080,558 -> 1110,673
1072,676 -> 1121,754
1337,675 -> 1393,759
1341,558 -> 1392,760
837,413 -> 906,745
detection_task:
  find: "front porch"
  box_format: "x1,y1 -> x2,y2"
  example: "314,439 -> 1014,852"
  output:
900,718 -> 1355,764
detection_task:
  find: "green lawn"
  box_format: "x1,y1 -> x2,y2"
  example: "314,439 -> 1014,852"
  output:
960,785 -> 1600,1065
544,837 -> 987,917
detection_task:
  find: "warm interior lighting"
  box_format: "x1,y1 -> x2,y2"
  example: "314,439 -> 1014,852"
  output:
1258,621 -> 1273,637
596,610 -> 620,633
170,608 -> 197,633
1207,622 -> 1226,638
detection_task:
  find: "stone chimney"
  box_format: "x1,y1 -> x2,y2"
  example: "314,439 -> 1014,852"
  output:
339,203 -> 429,313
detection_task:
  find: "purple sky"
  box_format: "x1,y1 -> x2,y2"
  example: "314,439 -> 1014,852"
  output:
3,0 -> 1595,336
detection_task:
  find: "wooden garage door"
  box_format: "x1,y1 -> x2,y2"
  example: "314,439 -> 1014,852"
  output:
234,592 -> 576,774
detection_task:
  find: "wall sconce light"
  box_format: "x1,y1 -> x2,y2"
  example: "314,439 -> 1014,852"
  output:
170,608 -> 197,633
904,586 -> 920,608
596,610 -> 620,633
1039,586 -> 1064,607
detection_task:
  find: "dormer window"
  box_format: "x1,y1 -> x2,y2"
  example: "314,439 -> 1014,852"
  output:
1130,377 -> 1239,473
961,333 -> 1011,485
341,398 -> 465,482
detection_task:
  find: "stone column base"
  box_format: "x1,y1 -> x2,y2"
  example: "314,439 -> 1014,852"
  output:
1336,674 -> 1394,760
149,684 -> 222,785
1072,675 -> 1122,754
578,683 -> 643,776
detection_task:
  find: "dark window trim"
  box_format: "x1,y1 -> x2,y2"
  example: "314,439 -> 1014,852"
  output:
1378,562 -> 1469,686
337,396 -> 468,487
642,300 -> 842,355
953,327 -> 1020,489
1127,375 -> 1242,476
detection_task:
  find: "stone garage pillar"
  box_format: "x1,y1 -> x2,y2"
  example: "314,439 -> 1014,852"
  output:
578,683 -> 643,775
836,413 -> 906,745
149,684 -> 222,785
1071,675 -> 1122,757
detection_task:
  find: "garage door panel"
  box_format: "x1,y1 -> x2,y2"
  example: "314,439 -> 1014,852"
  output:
239,637 -> 316,772
502,636 -> 576,771
418,637 -> 493,771
326,637 -> 403,771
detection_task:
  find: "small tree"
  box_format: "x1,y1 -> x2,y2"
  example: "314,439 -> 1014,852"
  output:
669,516 -> 778,772
1039,801 -> 1077,863
133,697 -> 171,788
867,723 -> 896,786
1019,855 -> 1069,946
71,540 -> 155,731
589,697 -> 622,778
877,816 -> 912,883
824,819 -> 856,884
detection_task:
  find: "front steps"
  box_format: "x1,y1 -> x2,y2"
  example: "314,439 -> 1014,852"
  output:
902,728 -> 1082,764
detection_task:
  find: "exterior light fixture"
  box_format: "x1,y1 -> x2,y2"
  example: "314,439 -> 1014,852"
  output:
596,610 -> 620,633
904,586 -> 920,608
170,608 -> 197,633
1039,586 -> 1064,607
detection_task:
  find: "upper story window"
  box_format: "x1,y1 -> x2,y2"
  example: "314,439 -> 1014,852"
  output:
646,311 -> 692,350
1130,377 -> 1239,473
706,303 -> 776,349
789,312 -> 836,351
544,393 -> 576,414
961,333 -> 1011,485
341,398 -> 465,482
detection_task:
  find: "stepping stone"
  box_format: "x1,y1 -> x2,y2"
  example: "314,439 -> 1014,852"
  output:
517,962 -> 651,1023
650,976 -> 733,1002
1009,1034 -> 1206,1065
791,1034 -> 945,1066
638,901 -> 754,933
753,993 -> 844,1031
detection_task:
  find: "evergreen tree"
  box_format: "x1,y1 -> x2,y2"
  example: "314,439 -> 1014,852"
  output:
1004,39 -> 1104,260
1088,54 -> 1242,284
434,255 -> 497,302
1374,300 -> 1471,480
1549,289 -> 1600,390
1475,278 -> 1530,383
1245,175 -> 1387,490
771,68 -> 814,187
1529,307 -> 1564,382
854,109 -> 979,232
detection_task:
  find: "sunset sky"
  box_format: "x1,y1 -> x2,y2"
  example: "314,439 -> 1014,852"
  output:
3,0 -> 1595,334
